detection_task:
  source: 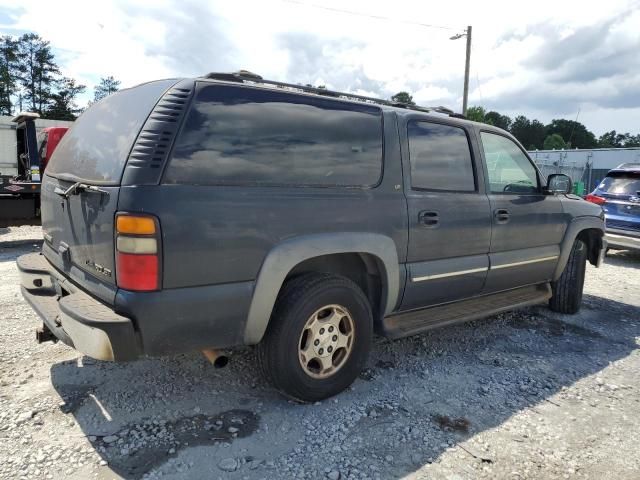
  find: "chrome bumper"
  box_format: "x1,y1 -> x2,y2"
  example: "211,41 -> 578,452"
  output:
606,231 -> 640,251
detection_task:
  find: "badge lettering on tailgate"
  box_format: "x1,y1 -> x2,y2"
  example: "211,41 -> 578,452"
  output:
85,260 -> 112,277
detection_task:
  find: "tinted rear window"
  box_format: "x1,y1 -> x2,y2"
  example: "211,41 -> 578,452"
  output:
46,79 -> 177,184
164,84 -> 383,187
598,172 -> 640,195
408,121 -> 475,191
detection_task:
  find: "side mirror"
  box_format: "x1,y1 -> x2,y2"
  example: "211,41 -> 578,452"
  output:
546,174 -> 572,194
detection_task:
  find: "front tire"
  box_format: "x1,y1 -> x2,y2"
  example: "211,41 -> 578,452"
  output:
549,239 -> 588,314
257,273 -> 373,402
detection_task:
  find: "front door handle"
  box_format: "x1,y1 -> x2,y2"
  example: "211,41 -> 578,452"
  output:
494,208 -> 510,224
418,210 -> 439,228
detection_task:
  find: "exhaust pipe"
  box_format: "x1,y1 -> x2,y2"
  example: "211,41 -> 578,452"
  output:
202,349 -> 229,368
36,324 -> 57,344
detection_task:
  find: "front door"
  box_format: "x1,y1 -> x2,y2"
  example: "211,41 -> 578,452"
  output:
479,131 -> 567,293
400,119 -> 491,310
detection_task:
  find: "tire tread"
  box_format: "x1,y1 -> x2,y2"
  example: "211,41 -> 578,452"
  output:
549,239 -> 587,314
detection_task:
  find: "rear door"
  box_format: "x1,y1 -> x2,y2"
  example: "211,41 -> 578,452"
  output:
479,131 -> 566,293
41,79 -> 177,303
400,117 -> 491,310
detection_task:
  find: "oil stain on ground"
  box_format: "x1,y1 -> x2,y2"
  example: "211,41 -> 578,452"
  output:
92,409 -> 259,478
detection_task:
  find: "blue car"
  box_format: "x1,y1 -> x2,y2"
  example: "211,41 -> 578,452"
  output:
586,163 -> 640,251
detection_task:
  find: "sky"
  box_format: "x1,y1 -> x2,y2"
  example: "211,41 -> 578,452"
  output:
1,0 -> 639,135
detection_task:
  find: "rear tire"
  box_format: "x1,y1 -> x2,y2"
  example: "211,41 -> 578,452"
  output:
257,273 -> 373,402
549,239 -> 588,314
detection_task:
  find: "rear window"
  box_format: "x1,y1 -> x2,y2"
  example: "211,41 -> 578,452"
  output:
164,84 -> 383,187
46,79 -> 177,185
598,172 -> 640,195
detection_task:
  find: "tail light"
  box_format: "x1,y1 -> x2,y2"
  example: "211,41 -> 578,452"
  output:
115,214 -> 160,291
585,194 -> 606,205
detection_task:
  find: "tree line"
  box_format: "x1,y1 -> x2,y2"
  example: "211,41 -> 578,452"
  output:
0,33 -> 121,120
391,92 -> 640,150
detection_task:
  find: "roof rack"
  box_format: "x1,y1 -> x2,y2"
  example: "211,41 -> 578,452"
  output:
203,70 -> 466,119
613,162 -> 640,170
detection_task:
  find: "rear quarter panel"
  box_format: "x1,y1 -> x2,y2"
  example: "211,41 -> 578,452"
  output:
116,111 -> 408,289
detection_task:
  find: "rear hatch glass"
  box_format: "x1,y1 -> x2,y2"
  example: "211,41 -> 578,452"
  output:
598,172 -> 640,226
41,79 -> 177,302
597,172 -> 640,197
46,79 -> 177,185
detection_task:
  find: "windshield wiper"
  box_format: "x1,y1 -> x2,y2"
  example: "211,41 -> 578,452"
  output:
54,182 -> 110,199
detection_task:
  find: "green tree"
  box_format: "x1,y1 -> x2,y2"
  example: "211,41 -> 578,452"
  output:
465,105 -> 486,123
391,91 -> 415,105
16,33 -> 60,114
528,120 -> 547,149
624,134 -> 640,147
44,77 -> 86,120
93,76 -> 121,102
598,130 -> 621,148
0,36 -> 19,115
599,131 -> 640,148
543,133 -> 567,150
484,111 -> 512,131
509,116 -> 546,149
546,119 -> 597,149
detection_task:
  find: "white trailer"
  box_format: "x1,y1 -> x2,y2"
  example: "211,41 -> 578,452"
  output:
0,115 -> 73,177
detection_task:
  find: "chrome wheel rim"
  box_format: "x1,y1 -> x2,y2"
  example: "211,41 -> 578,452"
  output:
298,304 -> 355,379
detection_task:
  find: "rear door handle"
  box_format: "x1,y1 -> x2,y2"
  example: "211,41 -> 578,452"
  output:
418,210 -> 439,228
494,209 -> 510,224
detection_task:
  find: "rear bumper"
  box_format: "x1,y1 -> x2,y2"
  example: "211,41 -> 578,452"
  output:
606,229 -> 640,251
18,252 -> 255,360
18,252 -> 140,361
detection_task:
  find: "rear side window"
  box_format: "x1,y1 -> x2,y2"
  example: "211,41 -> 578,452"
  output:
407,121 -> 475,191
598,172 -> 640,195
164,85 -> 383,187
46,79 -> 177,184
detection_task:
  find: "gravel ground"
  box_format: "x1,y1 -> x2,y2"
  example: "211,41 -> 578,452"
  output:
1,225 -> 639,480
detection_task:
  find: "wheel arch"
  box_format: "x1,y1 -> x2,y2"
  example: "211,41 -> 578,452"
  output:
553,216 -> 605,280
244,233 -> 400,344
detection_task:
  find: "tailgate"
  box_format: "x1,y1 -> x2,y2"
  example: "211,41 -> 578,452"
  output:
40,175 -> 120,303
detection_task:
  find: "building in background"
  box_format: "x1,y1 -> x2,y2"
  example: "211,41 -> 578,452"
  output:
529,148 -> 640,194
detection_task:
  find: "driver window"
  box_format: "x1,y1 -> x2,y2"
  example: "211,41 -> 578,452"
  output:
480,132 -> 539,194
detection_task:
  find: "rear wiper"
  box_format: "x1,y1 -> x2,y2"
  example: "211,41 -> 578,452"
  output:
54,182 -> 110,199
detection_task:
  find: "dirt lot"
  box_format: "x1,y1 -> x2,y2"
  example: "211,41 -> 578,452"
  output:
1,225 -> 639,480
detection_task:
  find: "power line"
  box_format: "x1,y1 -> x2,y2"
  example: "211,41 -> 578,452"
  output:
281,0 -> 459,31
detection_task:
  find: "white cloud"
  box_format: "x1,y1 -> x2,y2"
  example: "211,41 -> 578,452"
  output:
1,0 -> 639,134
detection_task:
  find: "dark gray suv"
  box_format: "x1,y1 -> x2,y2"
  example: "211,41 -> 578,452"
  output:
17,72 -> 607,401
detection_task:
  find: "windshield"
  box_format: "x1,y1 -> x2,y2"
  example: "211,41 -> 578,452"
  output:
597,172 -> 640,195
46,79 -> 177,185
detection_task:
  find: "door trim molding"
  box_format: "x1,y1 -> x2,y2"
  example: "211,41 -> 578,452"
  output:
411,254 -> 559,282
492,255 -> 558,270
412,266 -> 488,282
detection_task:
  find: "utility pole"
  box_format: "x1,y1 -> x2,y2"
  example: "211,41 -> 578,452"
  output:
463,25 -> 472,116
450,25 -> 472,116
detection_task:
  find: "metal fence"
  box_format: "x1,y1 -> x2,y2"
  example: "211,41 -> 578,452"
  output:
533,159 -> 608,194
